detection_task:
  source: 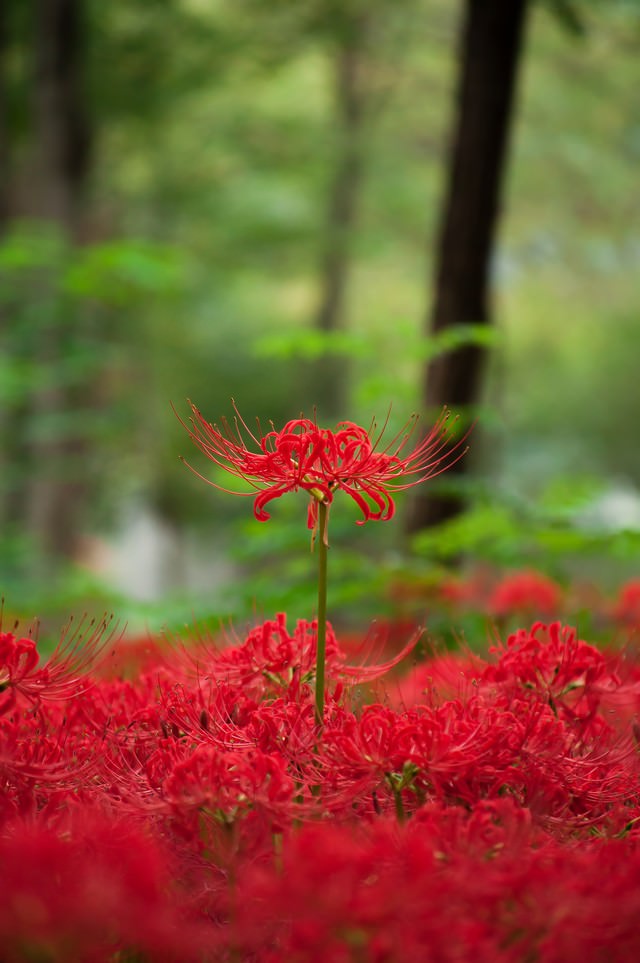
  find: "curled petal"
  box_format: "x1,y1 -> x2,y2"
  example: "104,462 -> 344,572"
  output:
253,485 -> 292,522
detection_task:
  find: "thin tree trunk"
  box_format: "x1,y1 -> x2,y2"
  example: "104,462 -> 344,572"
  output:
310,22 -> 366,418
407,0 -> 530,534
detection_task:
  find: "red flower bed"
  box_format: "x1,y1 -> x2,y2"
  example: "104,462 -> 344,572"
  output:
2,614 -> 640,961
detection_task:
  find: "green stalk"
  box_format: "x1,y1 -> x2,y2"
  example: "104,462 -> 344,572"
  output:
393,786 -> 406,824
315,500 -> 328,725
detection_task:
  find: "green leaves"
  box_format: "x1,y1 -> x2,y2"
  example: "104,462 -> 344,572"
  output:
0,223 -> 185,308
64,240 -> 185,305
542,0 -> 587,37
410,475 -> 640,569
255,322 -> 499,363
255,328 -> 370,361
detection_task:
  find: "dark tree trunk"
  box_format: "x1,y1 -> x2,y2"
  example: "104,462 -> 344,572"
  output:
310,20 -> 366,418
407,0 -> 530,534
32,0 -> 91,224
25,0 -> 92,563
0,1 -> 9,226
0,0 -> 18,533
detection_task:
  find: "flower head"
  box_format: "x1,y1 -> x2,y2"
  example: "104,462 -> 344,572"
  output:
177,401 -> 469,529
488,570 -> 563,620
0,615 -> 118,715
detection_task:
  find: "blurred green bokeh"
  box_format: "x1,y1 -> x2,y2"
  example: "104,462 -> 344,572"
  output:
1,0 -> 639,638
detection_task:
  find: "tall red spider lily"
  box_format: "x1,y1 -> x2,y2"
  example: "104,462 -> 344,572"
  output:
176,401 -> 468,724
177,400 -> 470,529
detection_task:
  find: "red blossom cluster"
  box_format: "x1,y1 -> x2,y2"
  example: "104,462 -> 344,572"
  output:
2,614 -> 640,960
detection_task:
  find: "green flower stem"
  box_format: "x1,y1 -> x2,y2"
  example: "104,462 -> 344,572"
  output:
315,500 -> 328,725
393,786 -> 406,824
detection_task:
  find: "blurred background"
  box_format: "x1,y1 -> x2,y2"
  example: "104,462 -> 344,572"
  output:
1,0 -> 639,638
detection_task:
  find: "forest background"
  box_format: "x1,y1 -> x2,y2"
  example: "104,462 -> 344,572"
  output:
1,0 -> 639,638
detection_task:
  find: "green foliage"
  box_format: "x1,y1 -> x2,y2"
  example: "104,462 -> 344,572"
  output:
0,221 -> 184,302
410,475 -> 640,576
542,0 -> 587,36
2,0 -> 640,619
0,222 -> 187,554
64,240 -> 185,305
255,322 -> 498,364
226,488 -> 395,624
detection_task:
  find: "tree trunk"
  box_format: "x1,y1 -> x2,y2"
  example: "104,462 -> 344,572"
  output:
32,0 -> 91,224
310,20 -> 366,418
0,0 -> 18,534
0,1 -> 9,226
407,0 -> 529,534
25,0 -> 92,564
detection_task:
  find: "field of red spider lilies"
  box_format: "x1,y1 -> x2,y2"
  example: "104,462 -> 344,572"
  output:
4,408 -> 640,961
3,596 -> 640,963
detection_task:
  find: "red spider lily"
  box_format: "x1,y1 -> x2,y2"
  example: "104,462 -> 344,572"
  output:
166,614 -> 419,702
483,621 -> 616,723
4,610 -> 640,959
0,813 -> 210,963
163,745 -> 296,825
488,570 -> 563,619
0,615 -> 119,715
381,649 -> 484,710
231,815 -> 640,963
613,578 -> 640,626
177,400 -> 469,528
